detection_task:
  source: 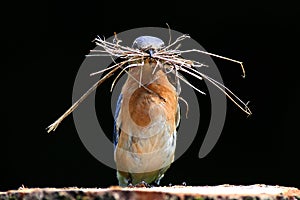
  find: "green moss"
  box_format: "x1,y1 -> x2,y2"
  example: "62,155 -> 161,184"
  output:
193,197 -> 205,200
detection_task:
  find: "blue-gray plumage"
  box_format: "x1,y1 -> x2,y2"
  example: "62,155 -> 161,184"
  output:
113,93 -> 122,148
132,36 -> 165,51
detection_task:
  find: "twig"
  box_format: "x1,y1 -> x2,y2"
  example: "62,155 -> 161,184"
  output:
46,66 -> 120,132
178,96 -> 189,118
166,23 -> 172,46
47,33 -> 251,132
179,49 -> 246,78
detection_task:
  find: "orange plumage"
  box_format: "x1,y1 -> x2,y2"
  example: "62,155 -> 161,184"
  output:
114,56 -> 180,186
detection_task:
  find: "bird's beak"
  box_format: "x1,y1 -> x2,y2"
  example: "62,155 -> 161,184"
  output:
148,49 -> 154,57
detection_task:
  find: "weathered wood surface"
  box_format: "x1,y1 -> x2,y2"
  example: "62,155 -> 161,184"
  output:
1,184 -> 299,200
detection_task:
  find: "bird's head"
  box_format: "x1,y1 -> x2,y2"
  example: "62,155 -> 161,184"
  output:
132,36 -> 165,57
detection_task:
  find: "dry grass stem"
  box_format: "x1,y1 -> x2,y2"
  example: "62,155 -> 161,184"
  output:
47,33 -> 251,132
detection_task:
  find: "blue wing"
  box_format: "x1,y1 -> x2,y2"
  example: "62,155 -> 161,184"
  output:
113,93 -> 122,149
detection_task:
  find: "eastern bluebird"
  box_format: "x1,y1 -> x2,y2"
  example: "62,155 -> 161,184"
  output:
113,36 -> 180,187
47,33 -> 251,187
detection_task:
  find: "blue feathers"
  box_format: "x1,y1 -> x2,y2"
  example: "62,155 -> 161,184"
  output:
113,93 -> 122,149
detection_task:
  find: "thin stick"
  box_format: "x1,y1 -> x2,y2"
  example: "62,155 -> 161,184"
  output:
179,49 -> 246,78
179,66 -> 203,80
176,73 -> 206,95
200,72 -> 252,115
178,96 -> 189,118
46,66 -> 120,132
162,34 -> 190,51
90,62 -> 121,76
146,64 -> 174,86
110,60 -> 144,92
139,64 -> 143,88
152,60 -> 161,74
89,57 -> 141,76
47,33 -> 251,133
174,68 -> 181,95
86,54 -> 114,57
110,68 -> 126,92
166,23 -> 172,46
179,65 -> 251,115
122,67 -> 166,102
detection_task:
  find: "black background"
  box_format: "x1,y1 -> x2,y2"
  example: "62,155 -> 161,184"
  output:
2,1 -> 299,191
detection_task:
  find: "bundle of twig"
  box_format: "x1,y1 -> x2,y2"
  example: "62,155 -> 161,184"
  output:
47,33 -> 251,133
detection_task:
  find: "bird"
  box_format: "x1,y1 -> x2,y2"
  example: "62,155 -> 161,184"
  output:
113,36 -> 181,187
46,33 -> 251,187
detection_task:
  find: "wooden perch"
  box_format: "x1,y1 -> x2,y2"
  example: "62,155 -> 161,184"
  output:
1,184 -> 299,200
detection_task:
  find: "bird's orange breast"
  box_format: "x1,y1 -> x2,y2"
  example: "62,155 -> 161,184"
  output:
128,81 -> 178,129
114,61 -> 179,176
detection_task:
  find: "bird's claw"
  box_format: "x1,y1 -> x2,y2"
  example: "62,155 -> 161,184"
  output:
127,180 -> 152,188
